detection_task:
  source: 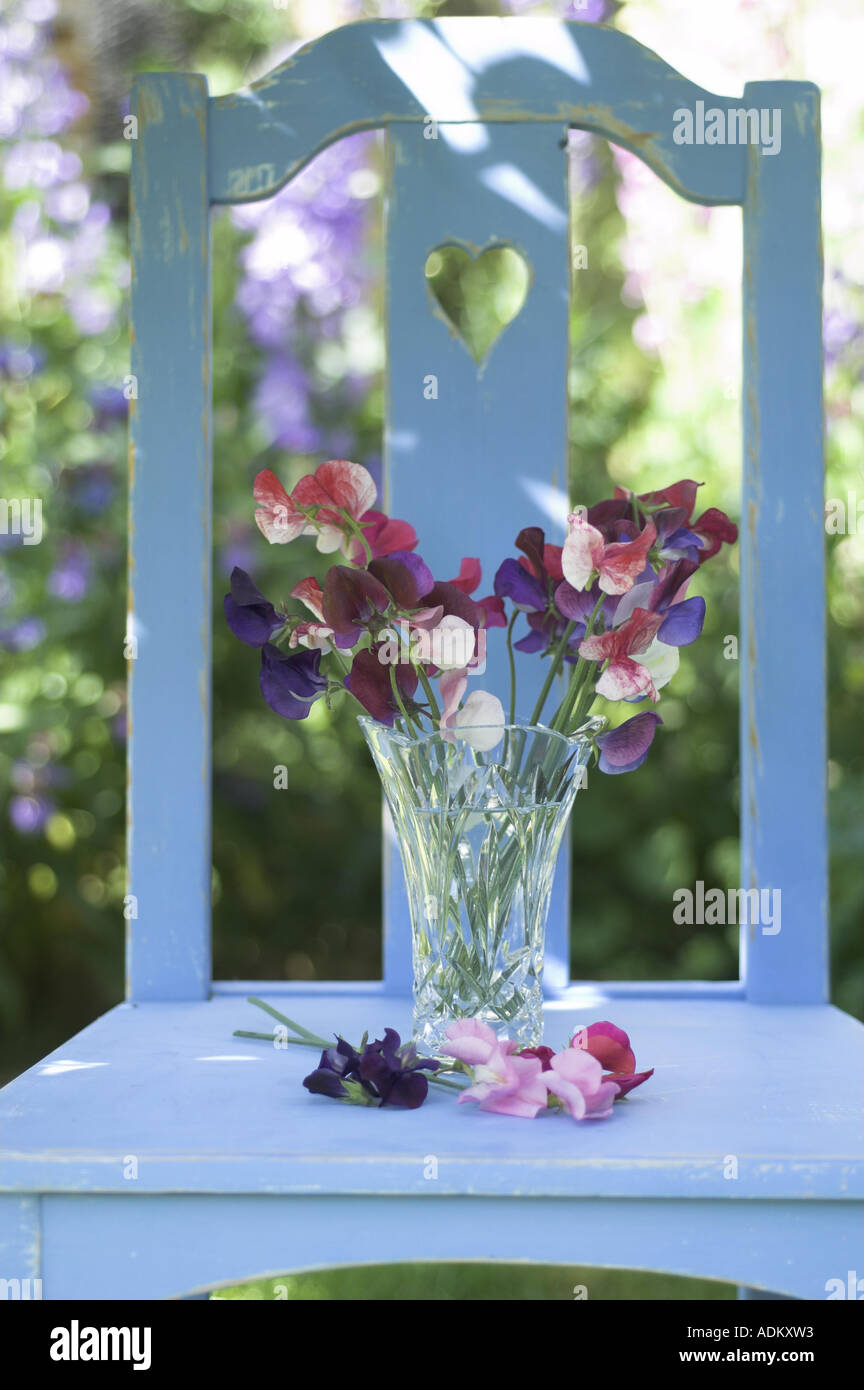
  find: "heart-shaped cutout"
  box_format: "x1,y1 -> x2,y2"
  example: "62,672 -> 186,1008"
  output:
425,243 -> 531,364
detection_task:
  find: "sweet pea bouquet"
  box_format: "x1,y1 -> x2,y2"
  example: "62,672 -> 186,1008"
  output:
225,460 -> 736,769
235,997 -> 653,1120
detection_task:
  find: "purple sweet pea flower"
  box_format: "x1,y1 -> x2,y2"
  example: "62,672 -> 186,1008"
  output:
356,1028 -> 439,1109
596,712 -> 663,774
259,643 -> 327,720
657,595 -> 706,646
494,556 -> 547,612
303,1037 -> 363,1100
303,1028 -> 437,1109
612,559 -> 706,648
224,567 -> 282,648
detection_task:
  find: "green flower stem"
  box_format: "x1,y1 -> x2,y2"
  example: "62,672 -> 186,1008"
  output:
389,664 -> 422,733
246,996 -> 329,1047
549,595 -> 605,732
337,507 -> 373,564
528,620 -> 576,727
233,1029 -> 321,1046
506,609 -> 518,725
416,665 -> 442,723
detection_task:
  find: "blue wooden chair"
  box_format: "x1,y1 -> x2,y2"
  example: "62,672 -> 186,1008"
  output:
2,18 -> 862,1301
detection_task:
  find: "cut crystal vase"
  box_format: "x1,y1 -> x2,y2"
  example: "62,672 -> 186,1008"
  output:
360,718 -> 601,1054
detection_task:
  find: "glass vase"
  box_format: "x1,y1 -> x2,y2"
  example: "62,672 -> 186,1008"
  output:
360,718 -> 602,1054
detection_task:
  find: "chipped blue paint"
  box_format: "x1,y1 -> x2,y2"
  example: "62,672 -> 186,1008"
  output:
740,83 -> 827,1004
127,75 -> 212,1002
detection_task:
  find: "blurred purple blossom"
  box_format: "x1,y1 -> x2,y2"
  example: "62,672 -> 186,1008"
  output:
48,542 -> 90,602
0,617 -> 46,651
10,794 -> 54,833
254,355 -> 321,451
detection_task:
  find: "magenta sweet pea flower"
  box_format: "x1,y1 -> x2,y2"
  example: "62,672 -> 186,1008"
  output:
572,1021 -> 636,1073
571,1021 -> 654,1097
541,1048 -> 620,1120
344,509 -> 418,564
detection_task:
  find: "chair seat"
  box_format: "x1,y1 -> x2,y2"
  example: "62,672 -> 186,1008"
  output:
2,990 -> 862,1201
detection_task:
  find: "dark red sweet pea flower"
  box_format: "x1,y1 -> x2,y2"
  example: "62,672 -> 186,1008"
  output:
448,558 -> 509,630
423,580 -> 482,628
617,479 -> 702,518
571,1020 -> 654,1099
347,645 -> 419,725
595,711 -> 662,774
518,1045 -> 556,1070
368,551 -> 434,609
321,565 -> 391,637
259,643 -> 327,720
224,567 -> 282,648
691,507 -> 738,562
514,526 -> 564,584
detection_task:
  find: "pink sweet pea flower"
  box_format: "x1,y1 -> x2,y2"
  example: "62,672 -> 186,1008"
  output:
439,671 -> 505,752
444,1023 -> 547,1119
440,1018 -> 518,1066
292,459 -> 377,553
562,512 -> 656,595
571,1021 -> 654,1098
256,461 -> 415,562
578,607 -> 664,701
253,468 -> 308,544
541,1047 -> 620,1120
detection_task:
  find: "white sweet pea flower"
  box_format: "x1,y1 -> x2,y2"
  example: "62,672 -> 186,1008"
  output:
428,615 -> 475,671
449,690 -> 505,752
632,638 -> 679,697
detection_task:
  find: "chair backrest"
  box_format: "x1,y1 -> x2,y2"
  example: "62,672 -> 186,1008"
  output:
127,18 -> 826,1006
